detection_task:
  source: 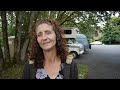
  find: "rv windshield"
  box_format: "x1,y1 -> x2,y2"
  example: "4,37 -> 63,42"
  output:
66,38 -> 76,44
76,38 -> 88,45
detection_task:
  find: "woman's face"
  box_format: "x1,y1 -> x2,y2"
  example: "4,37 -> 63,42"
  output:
36,23 -> 56,51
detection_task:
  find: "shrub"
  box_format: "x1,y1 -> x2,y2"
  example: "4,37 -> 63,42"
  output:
77,64 -> 89,79
0,63 -> 89,79
0,64 -> 24,79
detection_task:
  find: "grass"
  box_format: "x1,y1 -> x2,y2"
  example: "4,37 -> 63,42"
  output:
0,64 -> 24,79
77,64 -> 89,79
0,63 -> 88,79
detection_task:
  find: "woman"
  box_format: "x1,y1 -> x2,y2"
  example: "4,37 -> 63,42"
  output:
22,19 -> 78,79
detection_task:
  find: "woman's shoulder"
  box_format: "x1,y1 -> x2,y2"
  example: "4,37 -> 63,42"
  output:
22,60 -> 36,79
63,60 -> 78,79
70,60 -> 78,79
25,60 -> 34,65
71,60 -> 77,66
23,60 -> 35,70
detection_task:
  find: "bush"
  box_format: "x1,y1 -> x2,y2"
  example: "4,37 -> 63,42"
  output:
0,63 -> 88,79
77,64 -> 89,79
0,64 -> 24,79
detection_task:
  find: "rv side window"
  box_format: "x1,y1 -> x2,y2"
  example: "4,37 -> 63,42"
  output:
76,30 -> 80,34
64,30 -> 72,34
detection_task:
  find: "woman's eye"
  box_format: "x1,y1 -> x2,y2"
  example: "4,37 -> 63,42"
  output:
37,33 -> 41,37
46,31 -> 51,34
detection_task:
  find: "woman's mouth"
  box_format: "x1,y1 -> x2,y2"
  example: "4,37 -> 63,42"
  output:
43,42 -> 50,45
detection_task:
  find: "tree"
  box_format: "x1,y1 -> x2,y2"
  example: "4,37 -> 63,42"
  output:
7,11 -> 16,36
102,17 -> 120,44
1,11 -> 116,66
13,11 -> 23,64
20,11 -> 39,63
0,43 -> 3,71
1,11 -> 11,68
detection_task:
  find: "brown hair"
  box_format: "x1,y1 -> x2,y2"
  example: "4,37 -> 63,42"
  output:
28,19 -> 68,68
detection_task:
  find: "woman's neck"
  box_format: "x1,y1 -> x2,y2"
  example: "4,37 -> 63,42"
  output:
43,47 -> 58,63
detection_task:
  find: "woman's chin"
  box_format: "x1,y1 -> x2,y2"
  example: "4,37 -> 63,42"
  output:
42,45 -> 56,51
42,47 -> 52,51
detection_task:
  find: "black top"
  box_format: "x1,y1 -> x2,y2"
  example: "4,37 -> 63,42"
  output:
35,63 -> 64,79
22,60 -> 78,79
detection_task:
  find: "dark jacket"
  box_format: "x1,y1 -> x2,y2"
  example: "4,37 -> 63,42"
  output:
22,60 -> 78,79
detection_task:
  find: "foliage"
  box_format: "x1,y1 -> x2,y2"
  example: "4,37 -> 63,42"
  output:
1,11 -> 120,70
77,63 -> 89,79
102,27 -> 120,44
0,64 -> 24,79
102,17 -> 120,44
0,63 -> 88,79
7,11 -> 16,36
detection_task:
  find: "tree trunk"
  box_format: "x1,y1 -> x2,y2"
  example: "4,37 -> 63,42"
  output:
21,11 -> 39,63
1,11 -> 11,68
13,11 -> 23,64
13,12 -> 18,64
21,38 -> 30,63
0,43 -> 3,71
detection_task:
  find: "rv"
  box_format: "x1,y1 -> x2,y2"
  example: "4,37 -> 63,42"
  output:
75,34 -> 91,52
66,38 -> 84,58
63,27 -> 91,54
63,27 -> 84,58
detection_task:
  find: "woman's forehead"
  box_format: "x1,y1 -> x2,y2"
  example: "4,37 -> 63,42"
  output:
36,23 -> 53,31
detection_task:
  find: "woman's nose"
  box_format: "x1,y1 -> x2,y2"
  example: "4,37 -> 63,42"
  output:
42,34 -> 47,41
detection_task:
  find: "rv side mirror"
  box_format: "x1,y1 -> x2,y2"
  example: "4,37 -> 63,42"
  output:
68,40 -> 73,44
89,44 -> 91,49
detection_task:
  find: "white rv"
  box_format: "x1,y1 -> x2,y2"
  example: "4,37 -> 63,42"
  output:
63,27 -> 84,58
63,27 -> 91,56
66,39 -> 84,58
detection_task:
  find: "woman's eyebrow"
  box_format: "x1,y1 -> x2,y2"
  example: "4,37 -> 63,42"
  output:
45,30 -> 51,32
36,30 -> 49,35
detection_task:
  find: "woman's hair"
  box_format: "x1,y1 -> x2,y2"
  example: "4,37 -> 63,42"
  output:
28,19 -> 69,68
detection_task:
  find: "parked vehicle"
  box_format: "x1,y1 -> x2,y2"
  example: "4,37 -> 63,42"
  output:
63,27 -> 91,53
66,38 -> 84,58
75,34 -> 91,52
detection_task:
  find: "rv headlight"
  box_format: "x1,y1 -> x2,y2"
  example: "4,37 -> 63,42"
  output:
79,44 -> 84,49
